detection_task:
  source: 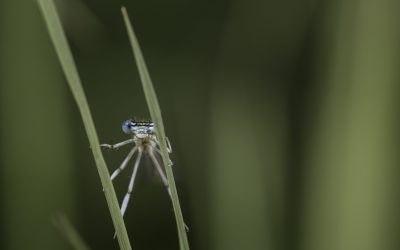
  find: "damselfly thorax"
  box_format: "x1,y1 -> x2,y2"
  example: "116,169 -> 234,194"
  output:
134,135 -> 157,153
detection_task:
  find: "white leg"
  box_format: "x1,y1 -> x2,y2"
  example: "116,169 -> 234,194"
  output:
165,137 -> 172,153
154,147 -> 173,167
120,150 -> 142,217
110,146 -> 137,180
155,137 -> 172,154
101,138 -> 134,149
149,151 -> 171,196
149,150 -> 189,232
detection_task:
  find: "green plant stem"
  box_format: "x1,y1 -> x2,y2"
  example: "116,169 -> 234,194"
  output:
37,1 -> 132,249
53,214 -> 91,250
121,6 -> 190,250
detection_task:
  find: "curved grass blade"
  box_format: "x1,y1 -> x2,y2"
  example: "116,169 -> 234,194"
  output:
37,1 -> 132,249
53,213 -> 90,250
121,6 -> 190,250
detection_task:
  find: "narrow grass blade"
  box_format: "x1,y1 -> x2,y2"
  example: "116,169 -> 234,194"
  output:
37,1 -> 132,249
121,6 -> 190,250
53,214 -> 91,250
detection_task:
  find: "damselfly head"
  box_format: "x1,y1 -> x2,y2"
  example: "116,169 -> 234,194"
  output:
122,119 -> 155,137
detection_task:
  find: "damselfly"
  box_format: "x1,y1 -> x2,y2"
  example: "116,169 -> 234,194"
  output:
101,119 -> 175,217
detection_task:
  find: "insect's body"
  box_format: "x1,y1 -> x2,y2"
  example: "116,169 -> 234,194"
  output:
134,136 -> 156,153
101,119 -> 173,217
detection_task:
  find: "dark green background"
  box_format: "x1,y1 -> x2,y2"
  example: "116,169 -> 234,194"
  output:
1,0 -> 400,249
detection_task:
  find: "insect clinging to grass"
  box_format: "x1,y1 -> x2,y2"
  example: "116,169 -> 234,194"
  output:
100,119 -> 178,218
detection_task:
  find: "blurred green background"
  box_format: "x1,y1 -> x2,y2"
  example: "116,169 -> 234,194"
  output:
1,0 -> 400,249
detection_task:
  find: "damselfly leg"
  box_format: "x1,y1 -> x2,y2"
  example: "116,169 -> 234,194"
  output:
110,146 -> 137,181
101,138 -> 134,149
121,150 -> 142,216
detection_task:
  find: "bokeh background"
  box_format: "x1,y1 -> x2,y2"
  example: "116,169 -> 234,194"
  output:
1,0 -> 400,249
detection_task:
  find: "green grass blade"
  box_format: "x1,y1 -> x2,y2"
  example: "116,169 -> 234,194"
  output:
121,7 -> 190,250
37,1 -> 132,249
53,214 -> 91,250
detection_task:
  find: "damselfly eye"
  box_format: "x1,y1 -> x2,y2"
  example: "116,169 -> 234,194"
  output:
122,119 -> 135,134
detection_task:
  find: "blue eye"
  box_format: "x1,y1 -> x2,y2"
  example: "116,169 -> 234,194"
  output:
122,120 -> 135,134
